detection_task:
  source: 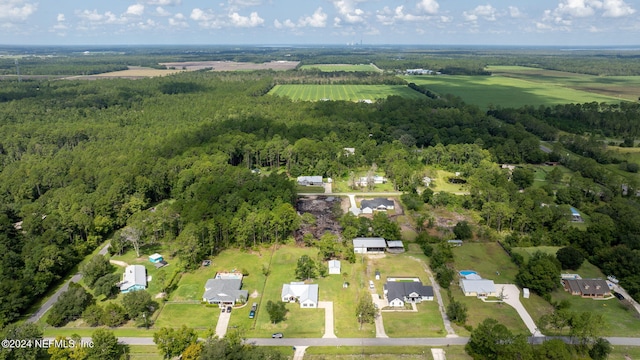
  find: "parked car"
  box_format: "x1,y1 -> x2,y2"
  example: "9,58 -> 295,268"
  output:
614,291 -> 625,300
272,332 -> 283,338
226,306 -> 232,313
369,280 -> 375,289
249,310 -> 255,319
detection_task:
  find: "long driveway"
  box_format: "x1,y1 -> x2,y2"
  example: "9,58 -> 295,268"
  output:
27,243 -> 111,323
496,284 -> 544,337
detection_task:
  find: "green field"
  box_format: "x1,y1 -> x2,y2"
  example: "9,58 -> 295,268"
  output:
300,64 -> 380,72
402,73 -> 622,109
269,84 -> 425,102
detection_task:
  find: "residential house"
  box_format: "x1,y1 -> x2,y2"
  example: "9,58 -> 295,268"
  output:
459,279 -> 497,297
297,176 -> 323,186
384,281 -> 434,307
120,265 -> 147,293
281,282 -> 319,308
570,207 -> 584,222
447,240 -> 463,247
360,198 -> 395,213
353,237 -> 387,254
563,279 -> 611,298
202,278 -> 248,305
328,260 -> 341,275
386,240 -> 405,254
355,176 -> 387,187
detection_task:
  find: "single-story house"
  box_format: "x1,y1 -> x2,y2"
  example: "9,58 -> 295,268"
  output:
447,240 -> 463,246
460,279 -> 497,297
120,265 -> 147,293
570,207 -> 584,222
328,260 -> 341,275
353,237 -> 387,254
297,176 -> 323,186
563,279 -> 611,298
202,278 -> 248,305
343,147 -> 355,156
281,282 -> 319,308
215,271 -> 243,280
360,198 -> 395,212
386,240 -> 405,253
355,176 -> 387,187
384,281 -> 434,307
149,253 -> 164,263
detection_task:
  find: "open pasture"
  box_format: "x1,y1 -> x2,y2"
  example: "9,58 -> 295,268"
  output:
67,66 -> 184,79
403,73 -> 622,109
300,63 -> 380,72
269,84 -> 425,102
488,65 -> 640,101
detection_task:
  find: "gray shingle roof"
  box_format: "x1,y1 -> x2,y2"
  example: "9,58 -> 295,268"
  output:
203,278 -> 248,303
385,282 -> 433,302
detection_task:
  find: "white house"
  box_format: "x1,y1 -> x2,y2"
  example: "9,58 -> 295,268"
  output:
460,279 -> 497,297
281,282 -> 319,308
202,278 -> 248,305
384,281 -> 434,307
297,176 -> 323,186
353,237 -> 387,254
328,260 -> 341,275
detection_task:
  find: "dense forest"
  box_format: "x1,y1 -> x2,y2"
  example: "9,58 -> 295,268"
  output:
1,48 -> 640,328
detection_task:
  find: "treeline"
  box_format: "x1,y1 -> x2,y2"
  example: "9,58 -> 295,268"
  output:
407,82 -> 439,99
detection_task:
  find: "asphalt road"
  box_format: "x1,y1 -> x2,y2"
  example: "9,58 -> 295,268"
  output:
27,243 -> 111,323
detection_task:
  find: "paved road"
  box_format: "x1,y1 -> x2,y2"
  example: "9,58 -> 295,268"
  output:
27,243 -> 111,323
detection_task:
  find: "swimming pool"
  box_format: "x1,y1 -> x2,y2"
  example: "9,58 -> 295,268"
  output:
459,270 -> 478,276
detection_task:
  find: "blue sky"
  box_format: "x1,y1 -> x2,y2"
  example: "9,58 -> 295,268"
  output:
0,0 -> 638,46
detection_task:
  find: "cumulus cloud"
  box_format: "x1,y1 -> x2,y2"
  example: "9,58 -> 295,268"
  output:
508,6 -> 525,18
57,13 -> 65,22
229,12 -> 264,27
0,0 -> 38,22
168,12 -> 188,27
155,6 -> 171,16
126,4 -> 145,16
299,7 -> 327,27
143,0 -> 181,5
554,0 -> 601,18
76,9 -> 121,24
332,0 -> 366,24
463,4 -> 498,22
602,0 -> 635,17
417,0 -> 439,14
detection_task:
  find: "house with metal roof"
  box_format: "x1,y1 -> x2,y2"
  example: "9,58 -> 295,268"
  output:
297,176 -> 323,186
120,265 -> 147,293
281,282 -> 319,308
202,278 -> 248,305
353,237 -> 387,254
386,240 -> 405,253
328,260 -> 341,275
360,198 -> 395,213
459,279 -> 497,297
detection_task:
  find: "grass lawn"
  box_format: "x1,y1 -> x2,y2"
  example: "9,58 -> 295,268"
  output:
305,345 -> 471,359
127,345 -> 163,360
300,64 -> 380,72
549,288 -> 640,336
269,84 -> 425,102
430,169 -> 469,194
511,246 -> 605,279
383,302 -> 445,337
452,243 -> 519,284
297,185 -> 325,193
153,303 -> 219,329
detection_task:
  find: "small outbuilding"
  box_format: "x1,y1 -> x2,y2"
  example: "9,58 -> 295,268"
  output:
447,240 -> 463,247
149,253 -> 164,263
386,240 -> 405,254
353,237 -> 387,254
523,288 -> 530,299
328,260 -> 341,275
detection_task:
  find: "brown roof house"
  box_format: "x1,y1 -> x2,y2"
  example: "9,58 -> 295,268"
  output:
562,279 -> 611,298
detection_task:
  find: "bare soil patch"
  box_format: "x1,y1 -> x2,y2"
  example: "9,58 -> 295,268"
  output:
296,195 -> 344,240
159,60 -> 300,71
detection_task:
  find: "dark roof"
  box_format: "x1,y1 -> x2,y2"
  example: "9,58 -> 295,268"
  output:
361,198 -> 394,209
385,282 -> 433,301
564,279 -> 610,295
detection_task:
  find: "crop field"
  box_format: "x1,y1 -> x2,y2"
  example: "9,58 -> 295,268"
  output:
269,84 -> 424,102
488,65 -> 640,101
402,73 -> 621,109
66,66 -> 184,79
300,63 -> 380,72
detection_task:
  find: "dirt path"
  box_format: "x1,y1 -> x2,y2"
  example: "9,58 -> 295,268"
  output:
109,259 -> 129,267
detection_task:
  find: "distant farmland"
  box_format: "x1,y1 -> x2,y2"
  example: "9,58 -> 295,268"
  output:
299,64 -> 381,72
402,71 -> 624,109
269,84 -> 424,102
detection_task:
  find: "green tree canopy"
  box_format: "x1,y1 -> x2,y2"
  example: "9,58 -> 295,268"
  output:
556,247 -> 585,270
265,300 -> 287,324
515,251 -> 561,296
295,255 -> 317,281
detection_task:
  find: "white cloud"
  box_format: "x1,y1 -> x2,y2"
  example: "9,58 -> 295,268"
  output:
417,0 -> 439,15
57,13 -> 65,22
554,0 -> 602,18
143,0 -> 181,5
229,11 -> 264,27
190,8 -> 215,22
168,12 -> 188,27
126,4 -> 145,16
274,19 -> 296,29
155,6 -> 171,16
602,0 -> 635,17
463,5 -> 498,22
508,6 -> 525,18
76,9 -> 123,24
332,0 -> 366,24
299,7 -> 327,27
0,0 -> 37,22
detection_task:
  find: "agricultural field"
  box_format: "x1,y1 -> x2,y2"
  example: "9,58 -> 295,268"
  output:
66,66 -> 184,79
402,73 -> 622,109
488,65 -> 640,101
269,84 -> 425,102
300,63 -> 381,72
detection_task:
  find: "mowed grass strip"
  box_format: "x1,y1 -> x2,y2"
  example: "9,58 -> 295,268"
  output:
305,345 -> 472,359
300,64 -> 379,72
402,74 -> 622,109
154,303 -> 219,329
269,85 -> 424,102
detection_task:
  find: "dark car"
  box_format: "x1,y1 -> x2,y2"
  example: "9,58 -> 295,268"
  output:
226,306 -> 232,313
272,332 -> 283,339
614,291 -> 625,300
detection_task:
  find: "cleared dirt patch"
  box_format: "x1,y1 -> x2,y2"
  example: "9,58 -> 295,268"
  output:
159,60 -> 300,71
296,195 -> 345,240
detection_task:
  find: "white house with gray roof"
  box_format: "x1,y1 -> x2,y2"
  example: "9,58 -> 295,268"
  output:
281,282 -> 318,308
120,265 -> 147,293
202,278 -> 248,305
353,237 -> 387,254
460,279 -> 497,297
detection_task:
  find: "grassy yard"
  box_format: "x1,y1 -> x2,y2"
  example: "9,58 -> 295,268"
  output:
511,246 -> 605,279
127,345 -> 163,360
452,243 -> 519,284
305,345 -> 472,359
153,303 -> 220,329
300,64 -> 380,72
430,169 -> 469,194
383,302 -> 445,337
269,84 -> 425,102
